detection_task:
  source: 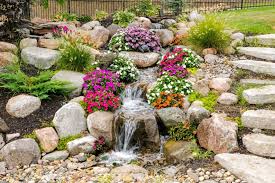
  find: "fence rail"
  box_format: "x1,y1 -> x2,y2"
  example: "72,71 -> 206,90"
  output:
30,0 -> 275,19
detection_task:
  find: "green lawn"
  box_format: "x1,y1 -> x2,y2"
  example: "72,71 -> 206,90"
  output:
213,7 -> 275,35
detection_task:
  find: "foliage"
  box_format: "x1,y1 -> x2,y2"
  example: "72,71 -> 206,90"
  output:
188,15 -> 230,52
77,15 -> 92,23
52,25 -> 72,38
53,12 -> 77,22
113,10 -> 136,28
168,122 -> 197,141
108,32 -> 131,52
95,10 -> 109,21
177,13 -> 188,22
162,0 -> 184,15
23,132 -> 37,140
39,0 -> 65,8
57,134 -> 82,150
83,69 -> 123,113
124,26 -> 161,52
97,174 -> 112,183
189,141 -> 213,159
92,136 -> 106,155
152,92 -> 185,109
0,65 -> 74,100
57,41 -> 95,72
188,91 -> 219,112
147,75 -> 193,105
130,0 -> 159,17
109,56 -> 139,83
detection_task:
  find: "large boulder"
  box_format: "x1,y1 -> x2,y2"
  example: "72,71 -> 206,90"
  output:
187,101 -> 210,125
243,85 -> 275,104
87,111 -> 114,144
21,47 -> 60,69
243,133 -> 275,158
129,17 -> 152,29
215,153 -> 275,183
89,26 -> 110,48
6,94 -> 41,118
192,79 -> 210,96
67,135 -> 97,156
0,42 -> 17,54
53,102 -> 87,138
197,114 -> 239,154
19,38 -> 37,49
156,107 -> 186,128
0,138 -> 41,169
151,29 -> 174,47
81,21 -> 101,30
164,140 -> 194,163
160,19 -> 176,28
51,70 -> 85,97
209,78 -> 232,92
38,39 -> 61,50
34,127 -> 59,153
217,92 -> 238,105
119,51 -> 159,68
242,110 -> 275,130
0,52 -> 18,69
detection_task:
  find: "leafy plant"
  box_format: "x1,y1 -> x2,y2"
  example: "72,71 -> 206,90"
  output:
108,32 -> 131,52
57,134 -> 82,150
162,0 -> 184,15
109,56 -> 139,83
92,136 -> 106,155
189,141 -> 213,159
77,15 -> 92,23
23,132 -> 37,140
0,64 -> 74,100
57,41 -> 95,72
130,0 -> 159,17
188,15 -> 230,52
188,91 -> 218,112
97,174 -> 112,183
39,0 -> 66,8
53,12 -> 77,22
168,122 -> 197,141
113,10 -> 136,28
95,10 -> 109,21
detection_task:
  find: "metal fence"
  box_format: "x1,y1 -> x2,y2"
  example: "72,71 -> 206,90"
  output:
30,0 -> 275,19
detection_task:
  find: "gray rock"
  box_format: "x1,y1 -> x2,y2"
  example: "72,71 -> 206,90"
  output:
0,134 -> 5,150
53,102 -> 87,138
119,51 -> 159,68
89,26 -> 110,48
19,38 -> 37,49
193,79 -> 210,96
0,118 -> 9,133
6,94 -> 41,118
209,78 -> 232,92
0,52 -> 18,70
0,138 -> 41,169
6,133 -> 20,142
164,140 -> 194,163
160,19 -> 176,28
42,150 -> 69,161
217,93 -> 238,105
246,34 -> 275,47
107,24 -> 121,36
187,101 -> 210,125
81,21 -> 101,30
151,23 -> 164,29
0,161 -> 6,174
69,96 -> 84,104
240,79 -> 275,85
151,29 -> 174,47
67,136 -> 96,156
128,17 -> 152,29
238,47 -> 275,61
230,32 -> 245,40
52,70 -> 85,97
162,166 -> 178,177
21,47 -> 60,69
34,127 -> 59,153
156,107 -> 186,128
242,110 -> 275,130
243,133 -> 275,158
204,54 -> 219,64
87,111 -> 114,144
215,153 -> 275,183
243,85 -> 275,104
231,60 -> 275,76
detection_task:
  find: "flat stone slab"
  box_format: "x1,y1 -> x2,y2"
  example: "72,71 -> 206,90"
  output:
238,47 -> 275,61
242,110 -> 275,130
243,85 -> 275,104
243,133 -> 275,158
231,60 -> 275,76
246,34 -> 275,47
215,153 -> 275,183
240,79 -> 275,85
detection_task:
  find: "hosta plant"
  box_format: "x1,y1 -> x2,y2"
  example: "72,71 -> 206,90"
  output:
109,56 -> 139,83
108,32 -> 131,52
113,10 -> 135,28
147,75 -> 193,104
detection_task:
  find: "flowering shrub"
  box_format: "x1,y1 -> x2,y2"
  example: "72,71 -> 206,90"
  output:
83,69 -> 123,113
108,32 -> 131,52
147,75 -> 193,104
92,136 -> 106,155
124,26 -> 161,52
52,25 -> 72,37
152,92 -> 184,109
109,56 -> 139,83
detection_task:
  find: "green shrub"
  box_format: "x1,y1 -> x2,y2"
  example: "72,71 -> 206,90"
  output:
53,12 -> 78,22
58,41 -> 95,72
77,15 -> 92,23
130,0 -> 159,17
113,10 -> 135,28
163,0 -> 184,15
0,64 -> 74,100
168,122 -> 197,141
188,91 -> 219,112
95,10 -> 109,21
188,15 -> 230,52
57,134 -> 82,150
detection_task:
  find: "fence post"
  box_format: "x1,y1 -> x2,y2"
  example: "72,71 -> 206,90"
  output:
240,0 -> 244,9
68,0 -> 71,13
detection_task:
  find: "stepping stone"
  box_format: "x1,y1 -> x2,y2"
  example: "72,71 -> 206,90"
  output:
246,34 -> 275,47
231,60 -> 275,76
243,133 -> 275,158
240,79 -> 275,85
242,110 -> 275,130
215,153 -> 275,183
238,47 -> 275,61
242,85 -> 275,104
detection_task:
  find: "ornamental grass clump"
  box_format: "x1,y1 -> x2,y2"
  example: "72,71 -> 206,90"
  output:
83,69 -> 123,113
109,56 -> 139,83
124,26 -> 161,52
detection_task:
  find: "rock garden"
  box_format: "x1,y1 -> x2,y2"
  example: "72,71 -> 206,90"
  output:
0,2 -> 275,183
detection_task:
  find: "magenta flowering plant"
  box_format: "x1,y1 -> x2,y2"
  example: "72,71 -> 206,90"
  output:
124,26 -> 161,52
52,25 -> 72,37
92,136 -> 106,155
